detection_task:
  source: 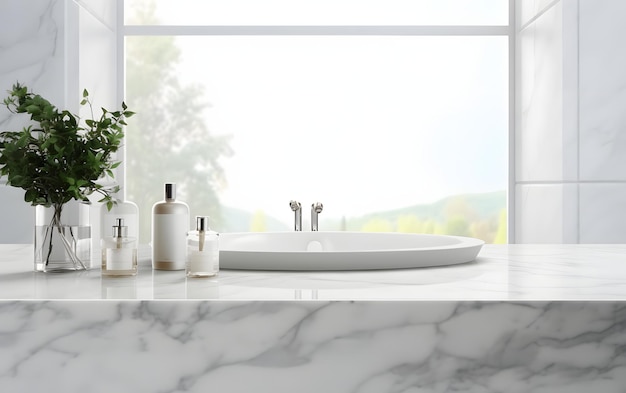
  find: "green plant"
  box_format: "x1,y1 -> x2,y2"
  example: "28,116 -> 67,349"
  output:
0,83 -> 134,270
0,83 -> 134,210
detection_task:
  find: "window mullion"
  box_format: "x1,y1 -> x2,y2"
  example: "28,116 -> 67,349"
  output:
123,25 -> 509,36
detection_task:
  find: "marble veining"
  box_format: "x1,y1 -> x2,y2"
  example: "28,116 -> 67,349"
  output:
2,245 -> 626,391
579,0 -> 626,181
0,0 -> 64,117
3,244 -> 626,300
0,301 -> 625,392
0,0 -> 65,244
516,1 -> 566,183
514,0 -> 626,244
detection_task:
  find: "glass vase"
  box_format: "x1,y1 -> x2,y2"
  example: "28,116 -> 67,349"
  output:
34,201 -> 92,272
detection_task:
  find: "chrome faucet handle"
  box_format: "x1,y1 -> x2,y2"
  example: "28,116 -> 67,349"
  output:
311,202 -> 323,231
289,200 -> 301,211
312,202 -> 323,213
289,200 -> 302,231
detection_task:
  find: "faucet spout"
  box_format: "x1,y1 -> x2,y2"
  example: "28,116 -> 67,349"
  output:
289,200 -> 302,231
311,202 -> 323,231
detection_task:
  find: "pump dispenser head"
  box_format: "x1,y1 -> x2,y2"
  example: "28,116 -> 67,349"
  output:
196,216 -> 209,231
165,183 -> 176,201
112,218 -> 128,238
196,216 -> 209,251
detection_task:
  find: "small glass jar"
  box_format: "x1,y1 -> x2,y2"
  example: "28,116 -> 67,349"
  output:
186,216 -> 219,278
102,218 -> 138,276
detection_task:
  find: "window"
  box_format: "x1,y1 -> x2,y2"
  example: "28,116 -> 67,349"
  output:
123,0 -> 510,243
124,0 -> 508,26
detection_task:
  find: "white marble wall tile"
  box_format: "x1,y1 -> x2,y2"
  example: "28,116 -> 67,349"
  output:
516,2 -> 576,182
579,0 -> 626,181
0,0 -> 117,244
579,183 -> 626,243
0,0 -> 66,244
76,0 -> 116,30
78,0 -> 116,112
561,0 -> 579,180
515,183 -> 578,243
516,0 -> 560,30
76,0 -> 118,245
0,0 -> 65,113
1,301 -> 625,392
0,187 -> 34,244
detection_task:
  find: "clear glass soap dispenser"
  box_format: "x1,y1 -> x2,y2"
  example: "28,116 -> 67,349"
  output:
102,218 -> 138,276
186,216 -> 219,278
101,199 -> 139,242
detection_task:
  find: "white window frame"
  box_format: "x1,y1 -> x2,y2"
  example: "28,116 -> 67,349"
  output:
116,0 -> 516,242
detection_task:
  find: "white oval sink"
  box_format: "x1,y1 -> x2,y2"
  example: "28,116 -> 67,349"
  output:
220,232 -> 484,271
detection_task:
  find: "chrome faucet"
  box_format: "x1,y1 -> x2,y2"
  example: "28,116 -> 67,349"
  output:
311,202 -> 323,231
289,200 -> 302,231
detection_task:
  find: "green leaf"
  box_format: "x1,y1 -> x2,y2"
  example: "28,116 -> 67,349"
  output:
2,83 -> 129,208
24,189 -> 38,203
25,105 -> 41,114
9,175 -> 25,186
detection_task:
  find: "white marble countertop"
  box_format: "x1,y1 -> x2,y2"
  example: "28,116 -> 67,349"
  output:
0,244 -> 625,300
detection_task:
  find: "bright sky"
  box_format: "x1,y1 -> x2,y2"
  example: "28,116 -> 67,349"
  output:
127,1 -> 509,225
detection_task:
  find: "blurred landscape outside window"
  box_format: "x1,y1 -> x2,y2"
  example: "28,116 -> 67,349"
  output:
124,0 -> 509,244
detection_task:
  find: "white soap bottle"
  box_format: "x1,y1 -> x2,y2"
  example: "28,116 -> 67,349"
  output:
152,183 -> 190,270
186,216 -> 219,278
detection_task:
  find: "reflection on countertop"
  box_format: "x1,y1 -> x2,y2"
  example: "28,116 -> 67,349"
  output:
1,244 -> 626,300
